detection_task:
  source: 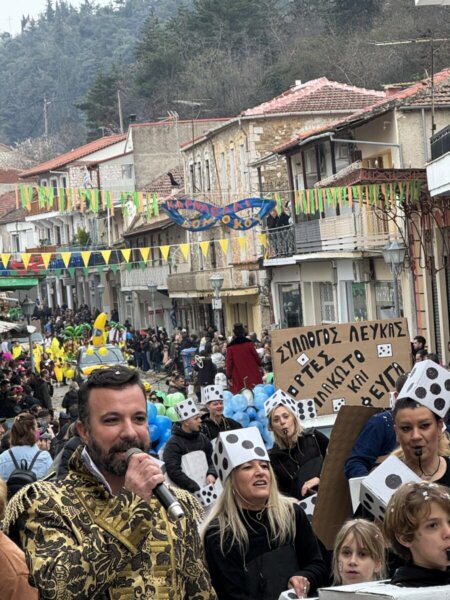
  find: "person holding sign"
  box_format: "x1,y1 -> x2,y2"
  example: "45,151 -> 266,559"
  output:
264,391 -> 328,499
202,427 -> 327,600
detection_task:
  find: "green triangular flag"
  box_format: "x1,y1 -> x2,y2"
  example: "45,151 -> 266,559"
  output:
96,265 -> 103,274
68,267 -> 75,278
139,260 -> 146,270
54,268 -> 62,277
125,263 -> 132,272
110,264 -> 119,273
83,267 -> 89,277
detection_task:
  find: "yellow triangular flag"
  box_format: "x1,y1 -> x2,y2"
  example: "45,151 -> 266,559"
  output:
21,253 -> 32,270
237,237 -> 247,251
257,233 -> 268,248
218,239 -> 229,255
81,251 -> 91,268
160,245 -> 170,262
1,254 -> 10,269
60,252 -> 71,268
121,249 -> 131,263
101,250 -> 111,265
199,241 -> 210,258
41,253 -> 52,270
179,243 -> 190,261
140,247 -> 150,263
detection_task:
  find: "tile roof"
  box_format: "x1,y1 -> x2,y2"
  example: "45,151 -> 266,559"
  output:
0,191 -> 27,223
274,68 -> 450,153
0,169 -> 21,184
142,166 -> 185,196
19,134 -> 127,178
242,77 -> 385,117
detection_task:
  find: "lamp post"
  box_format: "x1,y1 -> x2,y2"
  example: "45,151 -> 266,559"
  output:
125,293 -> 133,324
382,240 -> 407,318
97,283 -> 105,310
209,273 -> 224,335
147,281 -> 158,332
21,297 -> 36,372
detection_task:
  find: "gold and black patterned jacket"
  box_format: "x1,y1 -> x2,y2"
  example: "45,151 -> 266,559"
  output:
4,447 -> 217,600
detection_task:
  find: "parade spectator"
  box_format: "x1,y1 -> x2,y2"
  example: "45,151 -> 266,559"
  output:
0,478 -> 38,599
384,482 -> 450,586
203,427 -> 327,599
4,366 -> 216,599
61,380 -> 79,412
193,352 -> 217,401
332,519 -> 386,585
163,399 -> 217,493
28,371 -> 52,411
201,385 -> 242,441
0,379 -> 20,419
411,335 -> 427,361
415,348 -> 428,363
226,323 -> 262,394
266,395 -> 328,499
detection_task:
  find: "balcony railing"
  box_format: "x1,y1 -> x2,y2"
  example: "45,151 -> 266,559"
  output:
266,211 -> 389,258
431,124 -> 450,161
120,260 -> 191,291
167,266 -> 259,294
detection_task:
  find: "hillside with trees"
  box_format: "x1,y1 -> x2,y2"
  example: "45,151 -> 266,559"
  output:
1,0 -> 450,160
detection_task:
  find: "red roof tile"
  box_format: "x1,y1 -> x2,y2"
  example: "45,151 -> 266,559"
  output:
274,68 -> 450,153
19,134 -> 127,179
142,166 -> 184,196
242,78 -> 385,117
0,169 -> 21,183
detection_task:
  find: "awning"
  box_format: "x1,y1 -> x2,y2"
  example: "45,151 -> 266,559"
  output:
0,277 -> 39,290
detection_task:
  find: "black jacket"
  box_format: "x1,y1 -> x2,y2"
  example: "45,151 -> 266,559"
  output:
201,414 -> 242,441
163,422 -> 217,492
269,429 -> 329,500
391,562 -> 450,587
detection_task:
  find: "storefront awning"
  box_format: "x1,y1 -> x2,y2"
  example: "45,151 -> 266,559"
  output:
0,277 -> 39,290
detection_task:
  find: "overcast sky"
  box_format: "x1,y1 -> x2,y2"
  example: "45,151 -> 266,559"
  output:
0,1 -> 111,34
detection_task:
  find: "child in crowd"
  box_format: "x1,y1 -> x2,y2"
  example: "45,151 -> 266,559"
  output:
332,519 -> 386,586
384,481 -> 450,587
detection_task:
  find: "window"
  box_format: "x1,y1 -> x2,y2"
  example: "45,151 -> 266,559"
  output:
11,234 -> 20,253
320,282 -> 335,322
196,161 -> 203,192
205,158 -> 211,191
121,164 -> 133,179
61,176 -> 67,189
375,281 -> 403,319
346,282 -> 368,321
40,179 -> 48,187
220,153 -> 226,192
50,178 -> 58,197
279,283 -> 303,328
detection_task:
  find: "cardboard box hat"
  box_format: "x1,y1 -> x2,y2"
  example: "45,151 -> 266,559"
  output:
213,426 -> 270,482
175,399 -> 200,421
397,359 -> 450,418
264,389 -> 298,418
203,384 -> 224,404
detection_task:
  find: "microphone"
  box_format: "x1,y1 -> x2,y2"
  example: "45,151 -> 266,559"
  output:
125,448 -> 185,521
414,448 -> 423,457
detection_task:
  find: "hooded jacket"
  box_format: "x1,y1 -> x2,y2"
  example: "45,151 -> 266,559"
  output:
390,562 -> 450,587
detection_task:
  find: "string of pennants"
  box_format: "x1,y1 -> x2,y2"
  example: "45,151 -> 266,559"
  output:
293,180 -> 425,215
0,234 -> 268,276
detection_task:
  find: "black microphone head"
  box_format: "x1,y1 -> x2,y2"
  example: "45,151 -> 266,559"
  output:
124,447 -> 143,464
447,549 -> 450,561
414,447 -> 423,457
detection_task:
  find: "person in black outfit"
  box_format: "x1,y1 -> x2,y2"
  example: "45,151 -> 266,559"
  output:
384,481 -> 450,587
193,353 -> 216,402
0,380 -> 20,419
201,385 -> 242,441
163,401 -> 217,493
266,396 -> 328,499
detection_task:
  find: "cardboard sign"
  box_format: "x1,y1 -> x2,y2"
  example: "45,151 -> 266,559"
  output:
272,319 -> 411,416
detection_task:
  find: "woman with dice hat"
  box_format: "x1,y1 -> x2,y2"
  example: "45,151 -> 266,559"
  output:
265,390 -> 329,500
202,427 -> 327,599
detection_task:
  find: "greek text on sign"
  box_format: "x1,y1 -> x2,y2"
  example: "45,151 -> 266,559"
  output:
271,319 -> 411,416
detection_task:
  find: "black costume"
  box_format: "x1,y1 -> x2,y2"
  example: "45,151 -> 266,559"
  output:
391,562 -> 450,587
204,503 -> 327,600
435,456 -> 450,487
269,429 -> 329,500
201,414 -> 242,441
163,422 -> 217,492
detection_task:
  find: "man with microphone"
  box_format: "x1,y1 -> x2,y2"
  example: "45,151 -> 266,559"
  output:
4,366 -> 216,600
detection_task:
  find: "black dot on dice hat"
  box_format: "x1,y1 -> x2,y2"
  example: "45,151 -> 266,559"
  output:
201,490 -> 207,496
385,474 -> 402,489
307,400 -> 313,407
435,398 -> 445,411
407,381 -> 415,393
364,492 -> 374,504
416,387 -> 426,399
254,447 -> 265,457
379,505 -> 386,514
445,379 -> 450,391
218,441 -> 224,453
212,493 -> 218,499
312,496 -> 317,505
226,434 -> 239,444
222,458 -> 229,470
427,367 -> 439,380
288,592 -> 297,599
300,501 -> 307,510
242,440 -> 254,450
430,383 -> 441,395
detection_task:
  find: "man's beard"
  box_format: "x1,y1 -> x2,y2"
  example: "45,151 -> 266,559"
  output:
86,436 -> 149,477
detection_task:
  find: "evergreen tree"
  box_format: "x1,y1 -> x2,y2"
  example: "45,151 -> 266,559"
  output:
76,68 -> 122,140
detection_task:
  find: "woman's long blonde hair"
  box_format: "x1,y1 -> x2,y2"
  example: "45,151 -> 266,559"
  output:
268,405 -> 303,449
201,463 -> 296,556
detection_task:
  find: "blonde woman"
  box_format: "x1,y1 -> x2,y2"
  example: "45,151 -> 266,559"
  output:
202,427 -> 327,599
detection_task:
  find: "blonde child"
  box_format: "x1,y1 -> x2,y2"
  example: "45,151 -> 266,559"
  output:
332,519 -> 386,586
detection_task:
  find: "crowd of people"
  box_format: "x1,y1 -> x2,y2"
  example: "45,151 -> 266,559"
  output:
0,306 -> 447,597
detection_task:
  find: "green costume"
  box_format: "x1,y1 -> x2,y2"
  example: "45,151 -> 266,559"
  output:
4,447 -> 216,600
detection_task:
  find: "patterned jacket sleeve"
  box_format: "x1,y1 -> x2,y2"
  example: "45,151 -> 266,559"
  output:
4,482 -> 153,600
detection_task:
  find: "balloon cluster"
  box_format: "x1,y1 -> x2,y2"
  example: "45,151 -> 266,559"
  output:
146,390 -> 188,452
222,384 -> 276,448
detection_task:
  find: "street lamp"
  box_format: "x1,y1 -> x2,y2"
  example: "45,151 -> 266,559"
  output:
21,297 -> 36,372
147,281 -> 158,332
209,273 -> 224,335
382,240 -> 407,318
125,293 -> 133,324
97,283 -> 105,309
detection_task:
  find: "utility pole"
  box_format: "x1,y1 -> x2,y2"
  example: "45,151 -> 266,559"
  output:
43,95 -> 49,139
117,89 -> 124,134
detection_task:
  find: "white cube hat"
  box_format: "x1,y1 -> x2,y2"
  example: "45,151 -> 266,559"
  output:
174,398 -> 201,422
397,360 -> 450,418
213,427 -> 269,482
264,389 -> 298,418
203,384 -> 224,404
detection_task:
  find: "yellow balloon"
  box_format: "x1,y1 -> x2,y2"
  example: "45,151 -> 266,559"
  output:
86,347 -> 94,356
98,347 -> 108,356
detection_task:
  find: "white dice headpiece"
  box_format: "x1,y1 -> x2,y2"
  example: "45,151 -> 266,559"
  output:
174,398 -> 200,422
203,384 -> 224,405
397,360 -> 450,418
213,427 -> 269,482
264,389 -> 298,418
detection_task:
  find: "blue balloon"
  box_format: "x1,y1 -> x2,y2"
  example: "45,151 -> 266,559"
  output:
223,402 -> 235,418
147,402 -> 157,424
252,420 -> 264,433
161,428 -> 172,443
233,411 -> 250,427
149,423 -> 160,442
223,390 -> 233,402
264,384 -> 275,396
246,406 -> 257,420
253,384 -> 266,395
155,415 -> 172,432
232,394 -> 248,412
253,393 -> 268,410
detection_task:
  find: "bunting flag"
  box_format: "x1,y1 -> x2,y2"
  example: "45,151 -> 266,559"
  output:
237,237 -> 247,252
139,248 -> 150,263
160,245 -> 170,261
81,252 -> 91,268
199,241 -> 210,258
22,254 -> 32,270
121,249 -> 131,263
179,244 -> 190,261
257,233 -> 268,248
101,250 -> 112,265
41,253 -> 52,270
218,239 -> 229,255
61,252 -> 71,268
0,254 -> 11,269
